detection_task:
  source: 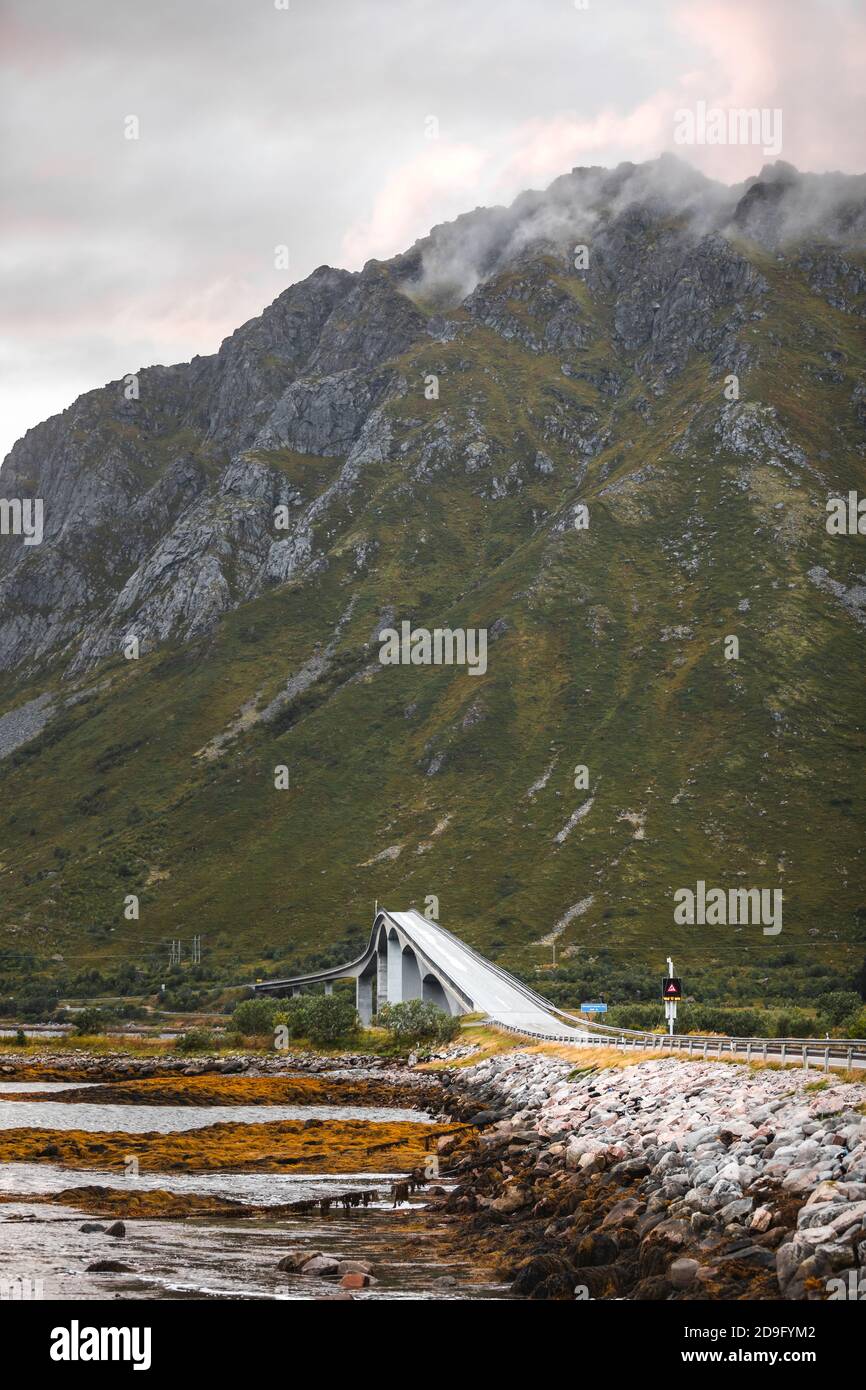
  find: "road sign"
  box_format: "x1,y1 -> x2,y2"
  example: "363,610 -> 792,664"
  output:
662,977 -> 682,1001
581,1002 -> 608,1013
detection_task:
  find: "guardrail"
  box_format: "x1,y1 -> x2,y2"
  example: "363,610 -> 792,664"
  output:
490,1019 -> 866,1070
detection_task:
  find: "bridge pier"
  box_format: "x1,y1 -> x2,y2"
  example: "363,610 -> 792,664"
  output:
386,931 -> 403,1004
324,982 -> 333,996
376,946 -> 387,1014
356,973 -> 373,1027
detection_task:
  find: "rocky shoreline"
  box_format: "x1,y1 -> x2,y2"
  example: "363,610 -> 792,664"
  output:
430,1052 -> 866,1301
5,1043 -> 866,1300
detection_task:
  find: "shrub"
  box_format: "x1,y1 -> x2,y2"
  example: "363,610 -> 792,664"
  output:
817,992 -> 863,1027
4,990 -> 60,1022
376,1000 -> 461,1046
232,997 -> 284,1036
174,1028 -> 216,1054
73,1007 -> 113,1035
272,996 -> 313,1041
301,995 -> 359,1045
604,1003 -> 817,1039
841,1008 -> 866,1038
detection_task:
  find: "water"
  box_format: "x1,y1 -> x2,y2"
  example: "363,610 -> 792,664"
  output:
0,1028 -> 69,1038
0,1200 -> 504,1301
0,1164 -> 409,1205
0,1100 -> 433,1132
0,1028 -> 179,1039
0,1074 -> 504,1300
0,1081 -> 95,1093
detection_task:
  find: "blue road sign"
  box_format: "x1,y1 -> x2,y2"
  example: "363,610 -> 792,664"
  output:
581,1002 -> 608,1013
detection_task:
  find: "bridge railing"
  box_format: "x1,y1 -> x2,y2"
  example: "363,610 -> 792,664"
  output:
551,1007 -> 866,1054
489,1020 -> 866,1070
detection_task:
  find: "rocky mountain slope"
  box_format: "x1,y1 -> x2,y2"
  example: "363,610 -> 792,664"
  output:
0,156 -> 864,999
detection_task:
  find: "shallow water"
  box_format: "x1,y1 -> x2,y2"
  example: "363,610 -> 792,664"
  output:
0,1100 -> 433,1132
0,1073 -> 497,1299
0,1081 -> 98,1093
0,1164 -> 409,1205
0,1198 -> 505,1300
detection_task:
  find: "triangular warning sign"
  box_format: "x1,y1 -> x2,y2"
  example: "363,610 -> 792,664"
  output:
666,983 -> 677,994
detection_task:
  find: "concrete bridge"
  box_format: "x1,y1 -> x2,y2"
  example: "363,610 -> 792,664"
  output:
253,907 -> 590,1036
252,907 -> 866,1069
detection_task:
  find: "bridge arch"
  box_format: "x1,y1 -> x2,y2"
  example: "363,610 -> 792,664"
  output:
401,944 -> 423,1001
422,972 -> 453,1014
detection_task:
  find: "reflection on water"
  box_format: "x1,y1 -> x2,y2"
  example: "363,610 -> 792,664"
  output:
0,1100 -> 434,1132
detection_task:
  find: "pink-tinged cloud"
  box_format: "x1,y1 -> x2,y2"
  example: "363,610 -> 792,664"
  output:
341,0 -> 866,268
671,0 -> 866,175
0,15 -> 72,72
499,98 -> 674,186
673,1 -> 780,105
341,141 -> 488,267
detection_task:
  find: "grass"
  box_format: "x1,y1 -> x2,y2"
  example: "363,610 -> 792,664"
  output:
428,1026 -> 866,1085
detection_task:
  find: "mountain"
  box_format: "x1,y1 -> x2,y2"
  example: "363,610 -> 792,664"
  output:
1,155 -> 865,1006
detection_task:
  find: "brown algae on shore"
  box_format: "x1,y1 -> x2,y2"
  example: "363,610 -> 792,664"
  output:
0,1117 -> 458,1174
0,1073 -> 442,1110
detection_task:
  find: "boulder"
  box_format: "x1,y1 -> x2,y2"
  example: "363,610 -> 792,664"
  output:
814,1241 -> 856,1271
749,1205 -> 774,1232
300,1254 -> 342,1277
708,1178 -> 742,1209
488,1187 -> 529,1214
277,1249 -> 319,1273
718,1197 -> 754,1224
336,1259 -> 373,1276
669,1257 -> 700,1289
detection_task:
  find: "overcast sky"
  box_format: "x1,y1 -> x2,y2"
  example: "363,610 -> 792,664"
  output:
2,0 -> 864,461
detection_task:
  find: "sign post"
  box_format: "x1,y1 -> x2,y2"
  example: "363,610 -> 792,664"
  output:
662,956 -> 682,1035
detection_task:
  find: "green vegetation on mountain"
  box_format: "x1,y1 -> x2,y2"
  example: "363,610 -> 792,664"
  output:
0,160 -> 864,1014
